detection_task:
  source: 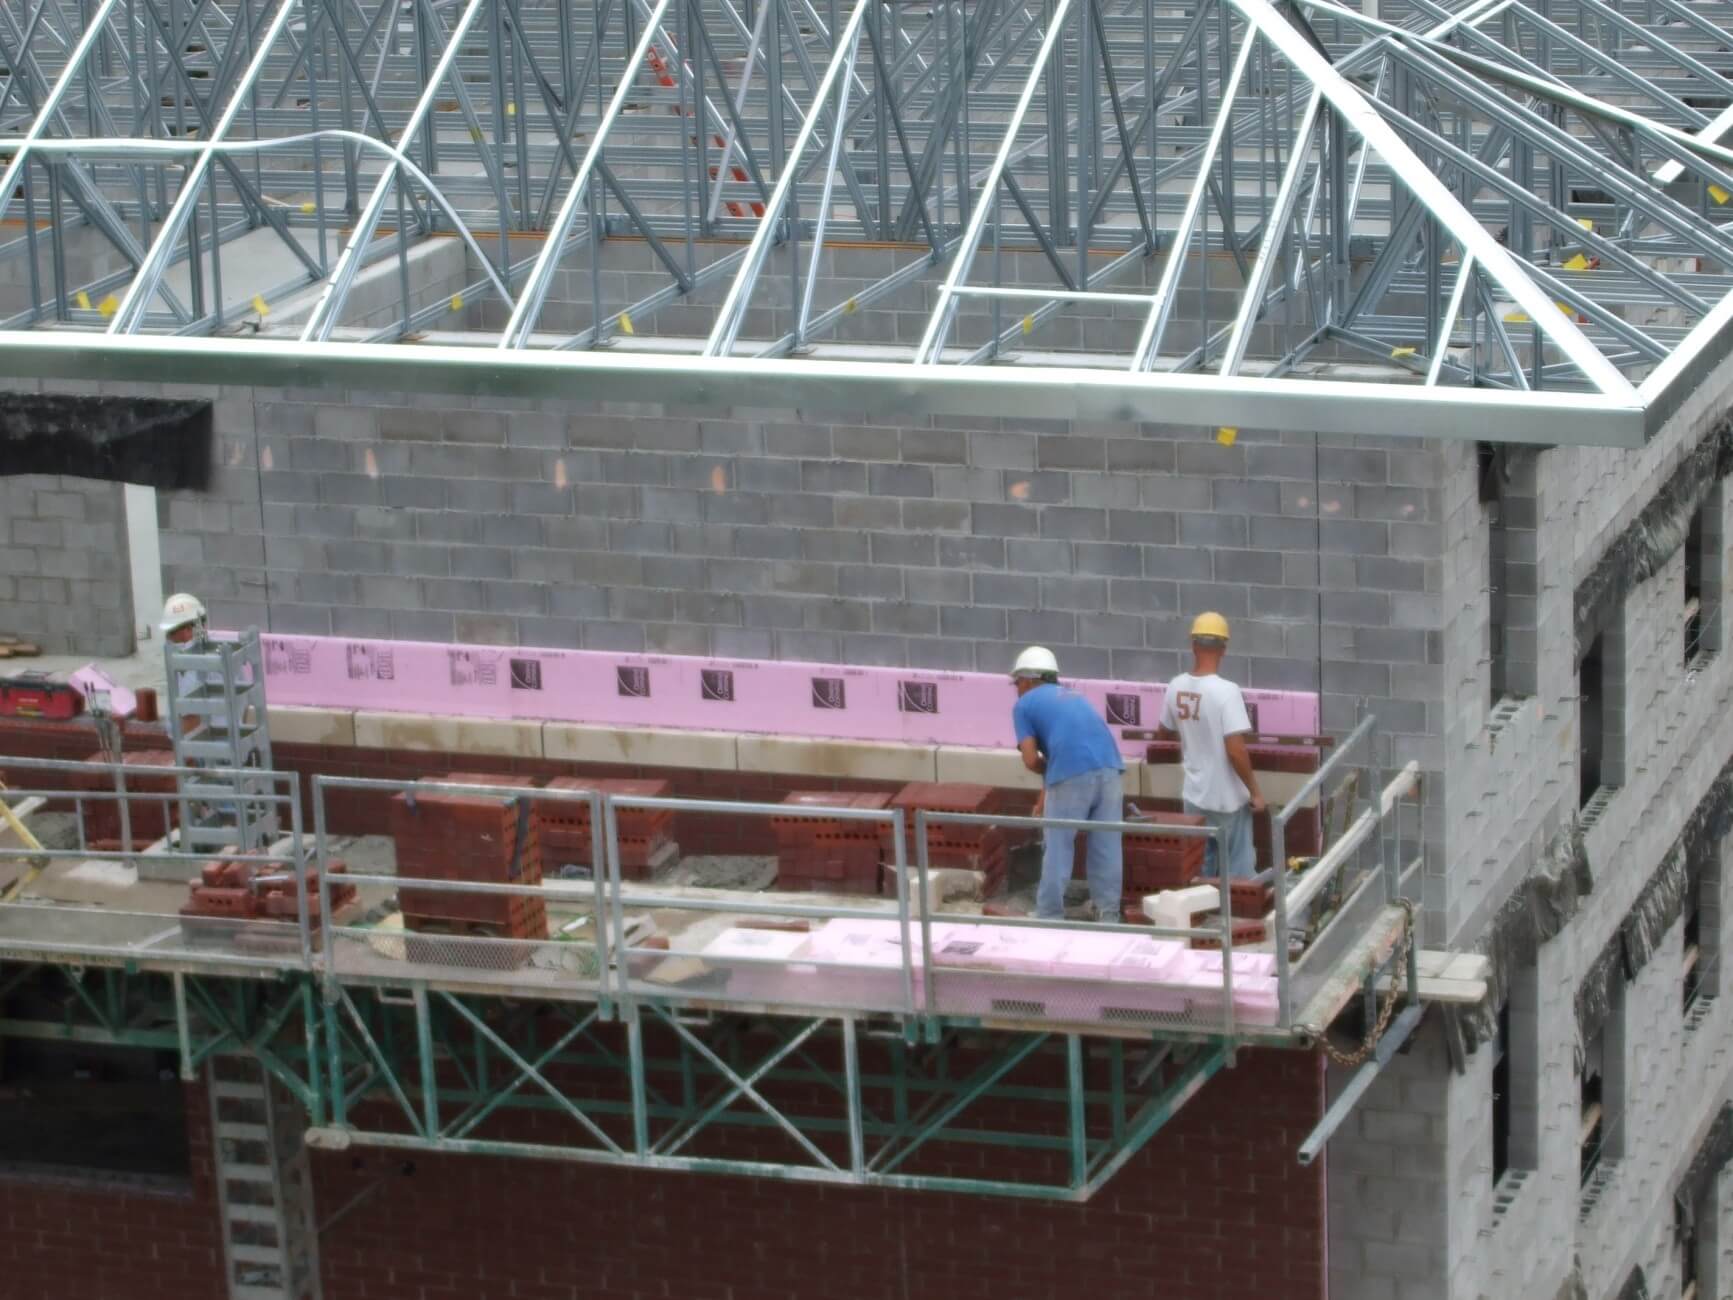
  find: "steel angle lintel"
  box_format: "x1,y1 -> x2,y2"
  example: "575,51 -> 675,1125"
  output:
0,332 -> 1647,447
1296,1002 -> 1426,1167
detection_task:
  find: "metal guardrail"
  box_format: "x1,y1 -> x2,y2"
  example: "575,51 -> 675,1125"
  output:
0,753 -> 312,967
0,749 -> 1419,1043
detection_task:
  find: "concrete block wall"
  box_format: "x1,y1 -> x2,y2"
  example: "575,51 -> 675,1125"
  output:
1331,333 -> 1733,1300
0,474 -> 135,656
0,379 -> 1446,780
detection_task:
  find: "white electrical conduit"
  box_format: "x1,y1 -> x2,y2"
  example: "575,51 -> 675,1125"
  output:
9,131 -> 515,312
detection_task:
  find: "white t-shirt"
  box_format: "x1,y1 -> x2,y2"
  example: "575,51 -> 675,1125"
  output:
1159,672 -> 1252,812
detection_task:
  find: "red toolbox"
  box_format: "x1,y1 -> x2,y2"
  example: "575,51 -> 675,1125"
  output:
0,673 -> 84,720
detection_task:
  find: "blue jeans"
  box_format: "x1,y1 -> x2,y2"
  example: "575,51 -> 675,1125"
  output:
1187,803 -> 1256,879
1039,767 -> 1124,921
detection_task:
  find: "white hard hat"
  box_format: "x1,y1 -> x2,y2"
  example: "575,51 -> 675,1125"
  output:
1010,645 -> 1060,680
160,592 -> 207,634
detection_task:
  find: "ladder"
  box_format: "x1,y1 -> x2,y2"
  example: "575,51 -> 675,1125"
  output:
208,1054 -> 322,1300
166,628 -> 278,855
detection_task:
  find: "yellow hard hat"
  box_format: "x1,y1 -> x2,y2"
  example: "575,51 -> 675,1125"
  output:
1190,612 -> 1230,642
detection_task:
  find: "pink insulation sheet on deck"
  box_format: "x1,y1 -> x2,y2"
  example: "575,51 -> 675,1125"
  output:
701,918 -> 1279,1026
253,633 -> 1319,752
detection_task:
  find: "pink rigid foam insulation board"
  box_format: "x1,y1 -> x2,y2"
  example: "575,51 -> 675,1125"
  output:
253,633 -> 1321,752
777,919 -> 1275,1026
697,927 -> 818,1005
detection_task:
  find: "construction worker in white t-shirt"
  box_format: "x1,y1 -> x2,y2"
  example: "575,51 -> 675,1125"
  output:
1155,612 -> 1266,879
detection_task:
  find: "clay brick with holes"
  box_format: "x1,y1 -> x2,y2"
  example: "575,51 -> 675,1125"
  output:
1191,920 -> 1268,950
1228,879 -> 1274,919
773,791 -> 893,844
538,776 -> 675,842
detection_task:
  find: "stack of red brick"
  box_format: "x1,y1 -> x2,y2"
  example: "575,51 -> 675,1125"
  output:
1117,811 -> 1208,905
886,782 -> 1012,896
771,791 -> 890,895
180,855 -> 355,925
80,749 -> 177,850
390,773 -> 547,941
536,777 -> 677,881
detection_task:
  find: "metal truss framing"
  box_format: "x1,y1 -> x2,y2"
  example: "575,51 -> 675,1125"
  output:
2,0 -> 1733,440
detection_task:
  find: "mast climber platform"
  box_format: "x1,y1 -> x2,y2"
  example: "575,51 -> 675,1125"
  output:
0,715 -> 1429,1205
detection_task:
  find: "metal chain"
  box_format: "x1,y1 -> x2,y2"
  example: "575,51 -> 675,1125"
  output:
1302,896 -> 1417,1069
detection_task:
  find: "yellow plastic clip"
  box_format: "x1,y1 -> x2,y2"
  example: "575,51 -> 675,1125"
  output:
506,102 -> 517,117
300,201 -> 317,214
74,290 -> 91,310
1711,184 -> 1730,205
251,294 -> 270,317
1020,313 -> 1033,335
1390,346 -> 1417,359
842,298 -> 858,315
1215,427 -> 1237,447
619,312 -> 635,336
449,293 -> 464,313
1562,253 -> 1589,272
97,294 -> 119,318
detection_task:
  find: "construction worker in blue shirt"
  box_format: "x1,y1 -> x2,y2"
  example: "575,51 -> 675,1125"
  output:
1010,646 -> 1125,923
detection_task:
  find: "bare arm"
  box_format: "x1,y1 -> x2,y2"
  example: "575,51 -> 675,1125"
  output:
1017,738 -> 1047,817
1223,734 -> 1266,813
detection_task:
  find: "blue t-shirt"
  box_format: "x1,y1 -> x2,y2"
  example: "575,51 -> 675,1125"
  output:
1012,683 -> 1125,786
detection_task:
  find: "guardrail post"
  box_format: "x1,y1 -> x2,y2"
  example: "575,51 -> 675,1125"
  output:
1217,823 -> 1236,1062
1272,812 -> 1293,1027
588,788 -> 612,1020
603,795 -> 633,1020
890,807 -> 917,1037
289,771 -> 312,971
313,776 -> 338,1000
113,760 -> 131,864
911,808 -> 937,1040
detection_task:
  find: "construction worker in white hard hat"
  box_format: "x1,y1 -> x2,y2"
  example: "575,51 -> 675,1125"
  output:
1010,646 -> 1126,923
1156,613 -> 1265,879
160,592 -> 207,646
159,593 -> 218,738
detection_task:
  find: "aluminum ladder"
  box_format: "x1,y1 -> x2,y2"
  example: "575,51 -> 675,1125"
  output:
208,1054 -> 322,1300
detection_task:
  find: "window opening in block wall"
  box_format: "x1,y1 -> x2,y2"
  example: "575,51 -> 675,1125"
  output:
1580,632 -> 1607,807
1580,1024 -> 1607,1187
1493,998 -> 1513,1184
1488,491 -> 1510,707
1684,845 -> 1721,1014
1685,884 -> 1706,1013
1686,504 -> 1706,664
1578,614 -> 1626,812
1678,1197 -> 1701,1300
1493,960 -> 1541,1193
1685,486 -> 1723,666
1579,978 -> 1625,1192
1480,441 -> 1521,710
0,1039 -> 189,1182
